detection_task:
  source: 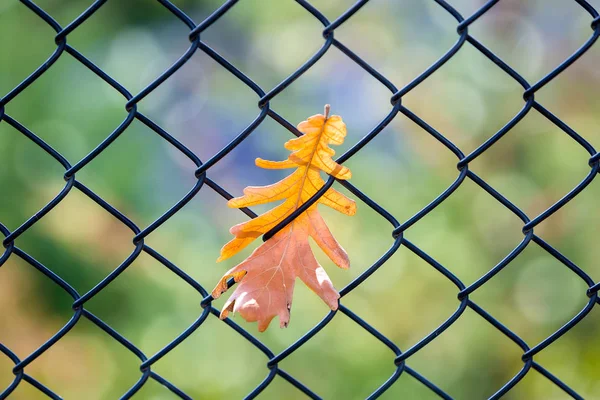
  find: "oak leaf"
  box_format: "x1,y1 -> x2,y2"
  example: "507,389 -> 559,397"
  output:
212,105 -> 356,332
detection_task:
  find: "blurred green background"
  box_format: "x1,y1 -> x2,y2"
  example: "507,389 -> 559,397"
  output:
1,0 -> 600,398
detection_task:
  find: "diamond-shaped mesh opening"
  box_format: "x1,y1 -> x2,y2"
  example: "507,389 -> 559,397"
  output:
199,0 -> 326,90
404,308 -> 524,399
401,44 -> 526,153
13,190 -> 135,288
469,110 -> 593,218
83,252 -> 201,348
274,314 -> 398,399
17,318 -> 141,400
147,316 -> 269,399
405,178 -> 525,285
5,55 -> 127,158
469,243 -> 590,344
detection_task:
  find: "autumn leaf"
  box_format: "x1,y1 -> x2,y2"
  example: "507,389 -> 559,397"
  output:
212,105 -> 356,332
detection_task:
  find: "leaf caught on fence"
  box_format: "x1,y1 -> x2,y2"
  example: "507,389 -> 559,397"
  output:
212,105 -> 356,331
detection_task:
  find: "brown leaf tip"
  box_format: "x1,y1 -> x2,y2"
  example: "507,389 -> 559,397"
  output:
324,104 -> 330,119
219,300 -> 234,320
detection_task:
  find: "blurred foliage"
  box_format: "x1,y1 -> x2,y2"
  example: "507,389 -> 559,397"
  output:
1,0 -> 600,399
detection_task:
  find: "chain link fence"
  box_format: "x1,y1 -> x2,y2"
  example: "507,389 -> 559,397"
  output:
1,0 -> 599,399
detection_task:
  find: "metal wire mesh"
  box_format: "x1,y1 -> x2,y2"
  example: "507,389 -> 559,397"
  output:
1,0 -> 599,399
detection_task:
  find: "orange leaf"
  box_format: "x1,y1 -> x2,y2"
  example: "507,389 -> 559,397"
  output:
212,105 -> 356,332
